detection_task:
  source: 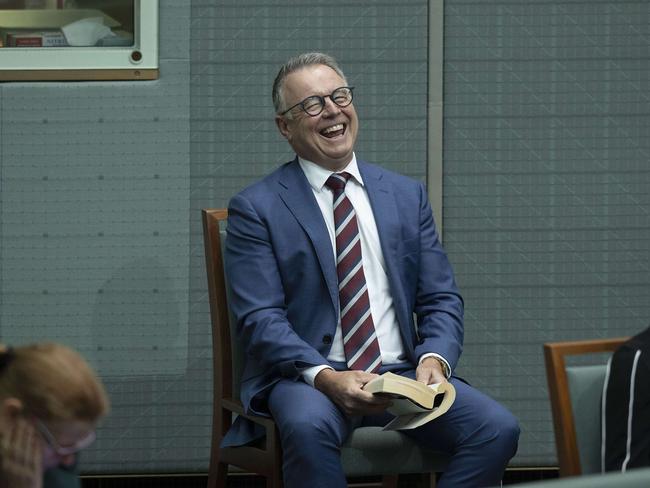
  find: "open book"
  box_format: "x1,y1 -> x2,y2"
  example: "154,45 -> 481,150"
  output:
363,372 -> 456,430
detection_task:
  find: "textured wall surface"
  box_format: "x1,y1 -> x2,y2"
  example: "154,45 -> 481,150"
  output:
0,0 -> 198,473
0,0 -> 429,473
444,0 -> 650,465
0,0 -> 648,474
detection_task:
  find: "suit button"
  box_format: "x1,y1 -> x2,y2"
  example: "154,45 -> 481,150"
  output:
322,334 -> 332,345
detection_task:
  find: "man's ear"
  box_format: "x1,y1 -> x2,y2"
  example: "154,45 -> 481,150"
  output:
275,115 -> 291,141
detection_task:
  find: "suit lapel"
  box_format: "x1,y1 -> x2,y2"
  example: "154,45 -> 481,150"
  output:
275,159 -> 402,318
359,161 -> 400,261
277,159 -> 339,311
359,160 -> 411,337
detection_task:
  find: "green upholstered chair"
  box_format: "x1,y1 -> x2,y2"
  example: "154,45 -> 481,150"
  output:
202,209 -> 449,488
543,338 -> 628,477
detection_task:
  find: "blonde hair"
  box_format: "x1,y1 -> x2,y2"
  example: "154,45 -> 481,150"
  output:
0,342 -> 109,423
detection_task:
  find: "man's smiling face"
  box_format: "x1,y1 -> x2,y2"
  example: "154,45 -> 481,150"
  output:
276,64 -> 359,171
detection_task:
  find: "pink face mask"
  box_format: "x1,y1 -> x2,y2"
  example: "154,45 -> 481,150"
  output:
35,418 -> 96,465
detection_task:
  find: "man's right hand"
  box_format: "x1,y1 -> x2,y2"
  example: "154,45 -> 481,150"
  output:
313,369 -> 391,416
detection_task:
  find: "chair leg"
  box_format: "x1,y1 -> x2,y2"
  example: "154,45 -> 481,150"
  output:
266,472 -> 283,488
428,472 -> 437,488
207,461 -> 228,488
381,475 -> 398,488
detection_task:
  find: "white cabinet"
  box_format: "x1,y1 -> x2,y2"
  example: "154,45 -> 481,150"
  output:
0,0 -> 158,81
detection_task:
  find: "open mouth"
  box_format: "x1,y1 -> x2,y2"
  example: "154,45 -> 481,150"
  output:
320,123 -> 346,139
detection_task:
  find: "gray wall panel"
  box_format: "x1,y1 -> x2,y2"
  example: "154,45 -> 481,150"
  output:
0,0 -> 196,473
1,0 -> 647,474
0,59 -> 194,471
445,0 -> 650,466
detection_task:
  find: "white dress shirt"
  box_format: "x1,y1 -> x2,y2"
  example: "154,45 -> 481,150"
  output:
298,155 -> 450,385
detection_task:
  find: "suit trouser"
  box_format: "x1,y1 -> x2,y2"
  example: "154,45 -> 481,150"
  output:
268,368 -> 520,488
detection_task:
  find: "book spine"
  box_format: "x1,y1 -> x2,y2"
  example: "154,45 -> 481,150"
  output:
41,33 -> 67,47
16,38 -> 43,47
5,32 -> 67,48
8,35 -> 43,47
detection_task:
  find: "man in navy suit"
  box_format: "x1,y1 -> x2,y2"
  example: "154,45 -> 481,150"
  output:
224,52 -> 520,487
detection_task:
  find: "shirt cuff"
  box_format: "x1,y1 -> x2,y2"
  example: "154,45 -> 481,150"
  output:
300,365 -> 334,387
419,353 -> 451,378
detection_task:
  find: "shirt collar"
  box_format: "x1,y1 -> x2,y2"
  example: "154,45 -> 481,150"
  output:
298,154 -> 364,192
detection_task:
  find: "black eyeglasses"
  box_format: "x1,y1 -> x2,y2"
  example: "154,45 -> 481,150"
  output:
280,86 -> 354,117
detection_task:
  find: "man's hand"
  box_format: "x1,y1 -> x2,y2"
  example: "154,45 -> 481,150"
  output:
416,357 -> 447,386
0,417 -> 43,488
313,369 -> 392,416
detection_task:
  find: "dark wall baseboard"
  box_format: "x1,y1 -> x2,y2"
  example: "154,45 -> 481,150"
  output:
81,469 -> 559,487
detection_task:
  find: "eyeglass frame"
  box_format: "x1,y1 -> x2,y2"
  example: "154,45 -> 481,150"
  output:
279,86 -> 355,117
35,418 -> 96,456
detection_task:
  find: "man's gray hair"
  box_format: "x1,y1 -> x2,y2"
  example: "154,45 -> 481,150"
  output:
272,52 -> 348,115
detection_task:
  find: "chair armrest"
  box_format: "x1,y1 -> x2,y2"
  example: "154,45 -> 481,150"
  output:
222,397 -> 273,425
221,396 -> 278,451
222,396 -> 245,414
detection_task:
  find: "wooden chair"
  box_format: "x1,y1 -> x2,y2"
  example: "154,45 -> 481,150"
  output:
202,208 -> 449,488
543,337 -> 629,477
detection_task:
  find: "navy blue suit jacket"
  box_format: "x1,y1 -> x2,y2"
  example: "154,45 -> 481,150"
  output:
223,158 -> 463,446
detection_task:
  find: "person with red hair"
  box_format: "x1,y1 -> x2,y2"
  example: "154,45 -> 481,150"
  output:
0,342 -> 109,488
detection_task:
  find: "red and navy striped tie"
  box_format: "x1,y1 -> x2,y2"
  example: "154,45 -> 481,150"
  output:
325,172 -> 382,373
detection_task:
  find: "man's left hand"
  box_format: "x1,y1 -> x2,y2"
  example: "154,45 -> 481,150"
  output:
415,357 -> 447,385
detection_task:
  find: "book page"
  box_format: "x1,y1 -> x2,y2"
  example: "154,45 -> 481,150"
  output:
383,382 -> 456,430
386,397 -> 432,416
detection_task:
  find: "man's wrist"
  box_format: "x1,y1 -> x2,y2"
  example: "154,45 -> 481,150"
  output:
302,365 -> 334,387
313,367 -> 337,392
433,357 -> 450,377
419,353 -> 451,378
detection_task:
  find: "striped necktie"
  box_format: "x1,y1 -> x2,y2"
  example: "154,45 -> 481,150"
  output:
325,172 -> 382,373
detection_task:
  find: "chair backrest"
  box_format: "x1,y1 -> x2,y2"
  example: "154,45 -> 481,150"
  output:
202,208 -> 284,488
543,337 -> 628,477
202,209 -> 243,404
565,364 -> 608,474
